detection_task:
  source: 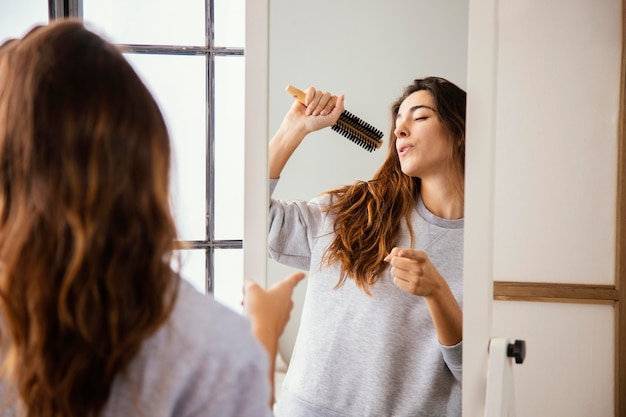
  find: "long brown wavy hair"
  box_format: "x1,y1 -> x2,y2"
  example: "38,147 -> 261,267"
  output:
322,77 -> 466,294
0,20 -> 179,416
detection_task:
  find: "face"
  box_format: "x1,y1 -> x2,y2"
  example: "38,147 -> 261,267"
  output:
394,90 -> 451,180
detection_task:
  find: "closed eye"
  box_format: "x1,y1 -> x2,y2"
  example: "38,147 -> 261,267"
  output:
415,117 -> 427,121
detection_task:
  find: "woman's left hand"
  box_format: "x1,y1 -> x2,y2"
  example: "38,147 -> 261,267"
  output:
384,247 -> 444,297
385,247 -> 462,346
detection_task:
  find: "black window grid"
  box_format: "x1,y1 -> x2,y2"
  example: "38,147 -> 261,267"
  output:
49,0 -> 243,294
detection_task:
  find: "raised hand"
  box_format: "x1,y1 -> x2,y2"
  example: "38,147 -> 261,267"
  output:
243,272 -> 306,339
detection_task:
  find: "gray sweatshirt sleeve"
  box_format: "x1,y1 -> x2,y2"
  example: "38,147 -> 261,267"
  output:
268,179 -> 331,271
441,340 -> 463,382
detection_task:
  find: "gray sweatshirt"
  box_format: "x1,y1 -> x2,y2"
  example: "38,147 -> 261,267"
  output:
269,179 -> 463,417
0,280 -> 273,417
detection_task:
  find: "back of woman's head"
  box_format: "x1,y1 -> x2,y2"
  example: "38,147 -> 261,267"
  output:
0,19 -> 179,416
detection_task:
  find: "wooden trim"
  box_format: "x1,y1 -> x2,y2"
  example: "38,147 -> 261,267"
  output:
493,281 -> 618,304
615,1 -> 626,414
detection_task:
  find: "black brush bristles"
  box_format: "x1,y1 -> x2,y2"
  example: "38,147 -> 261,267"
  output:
331,110 -> 384,152
285,84 -> 384,152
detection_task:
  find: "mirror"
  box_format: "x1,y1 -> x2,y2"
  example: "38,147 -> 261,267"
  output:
265,0 -> 470,365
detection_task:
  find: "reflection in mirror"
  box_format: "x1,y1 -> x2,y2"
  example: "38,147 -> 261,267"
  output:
264,0 -> 469,414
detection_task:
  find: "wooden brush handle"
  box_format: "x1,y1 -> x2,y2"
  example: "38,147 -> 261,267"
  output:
285,85 -> 307,103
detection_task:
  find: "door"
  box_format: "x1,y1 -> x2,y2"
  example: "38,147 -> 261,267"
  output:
464,0 -> 625,416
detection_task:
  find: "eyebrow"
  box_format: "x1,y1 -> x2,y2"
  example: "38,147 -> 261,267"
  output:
396,105 -> 436,119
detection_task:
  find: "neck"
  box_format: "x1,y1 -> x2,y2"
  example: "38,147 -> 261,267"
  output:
419,179 -> 464,220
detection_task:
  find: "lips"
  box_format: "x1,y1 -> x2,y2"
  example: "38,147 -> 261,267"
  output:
398,144 -> 413,155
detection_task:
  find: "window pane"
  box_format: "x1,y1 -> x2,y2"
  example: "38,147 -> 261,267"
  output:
214,55 -> 245,240
177,248 -> 206,294
214,0 -> 244,47
83,0 -> 205,46
0,0 -> 48,42
124,54 -> 207,241
214,248 -> 243,313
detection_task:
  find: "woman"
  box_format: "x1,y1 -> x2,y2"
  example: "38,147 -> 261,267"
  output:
0,19 -> 302,417
268,77 -> 465,416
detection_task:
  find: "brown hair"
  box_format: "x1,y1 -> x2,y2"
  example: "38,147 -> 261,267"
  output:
322,77 -> 466,294
0,19 -> 179,416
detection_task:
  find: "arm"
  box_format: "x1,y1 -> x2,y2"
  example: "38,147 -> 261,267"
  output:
384,248 -> 462,346
242,272 -> 306,407
269,87 -> 344,179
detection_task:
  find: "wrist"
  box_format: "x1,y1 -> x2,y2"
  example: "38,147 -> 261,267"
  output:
250,319 -> 279,337
423,279 -> 456,311
250,321 -> 279,354
277,119 -> 309,141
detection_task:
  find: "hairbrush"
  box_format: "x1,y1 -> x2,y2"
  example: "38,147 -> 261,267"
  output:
285,85 -> 384,152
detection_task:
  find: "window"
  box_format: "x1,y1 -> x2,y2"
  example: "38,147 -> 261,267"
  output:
0,0 -> 48,38
0,0 -> 247,313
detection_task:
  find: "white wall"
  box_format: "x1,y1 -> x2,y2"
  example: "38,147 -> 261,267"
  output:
464,0 -> 622,415
265,0 -> 470,363
493,0 -> 621,285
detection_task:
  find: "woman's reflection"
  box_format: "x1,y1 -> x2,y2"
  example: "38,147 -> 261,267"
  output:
266,77 -> 466,417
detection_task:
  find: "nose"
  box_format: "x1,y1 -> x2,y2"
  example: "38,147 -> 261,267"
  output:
394,119 -> 408,138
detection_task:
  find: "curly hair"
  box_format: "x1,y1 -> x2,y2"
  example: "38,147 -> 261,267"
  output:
321,77 -> 466,294
0,20 -> 179,416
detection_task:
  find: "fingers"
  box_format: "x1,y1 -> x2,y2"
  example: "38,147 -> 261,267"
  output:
384,247 -> 427,263
241,279 -> 260,307
332,94 -> 346,117
243,278 -> 258,292
272,272 -> 306,296
393,276 -> 415,294
243,272 -> 305,303
243,273 -> 305,336
383,247 -> 401,262
304,87 -> 339,116
384,248 -> 445,297
284,271 -> 306,287
242,279 -> 259,299
384,247 -> 426,291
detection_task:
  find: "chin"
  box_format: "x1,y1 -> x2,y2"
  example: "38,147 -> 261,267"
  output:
399,162 -> 419,177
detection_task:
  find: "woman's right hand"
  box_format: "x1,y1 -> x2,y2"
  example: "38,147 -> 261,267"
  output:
243,272 -> 306,406
281,87 -> 345,136
243,272 -> 306,340
269,87 -> 345,179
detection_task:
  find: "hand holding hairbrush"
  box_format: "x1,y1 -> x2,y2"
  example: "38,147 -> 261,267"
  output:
285,85 -> 384,152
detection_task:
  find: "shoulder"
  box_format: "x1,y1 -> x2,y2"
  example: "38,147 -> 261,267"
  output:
133,280 -> 268,382
310,192 -> 333,208
167,280 -> 263,360
104,279 -> 272,417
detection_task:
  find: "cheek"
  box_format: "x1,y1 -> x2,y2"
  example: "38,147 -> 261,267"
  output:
433,139 -> 451,160
428,128 -> 452,157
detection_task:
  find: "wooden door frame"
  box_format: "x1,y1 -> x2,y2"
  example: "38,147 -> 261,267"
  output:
494,8 -> 626,411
